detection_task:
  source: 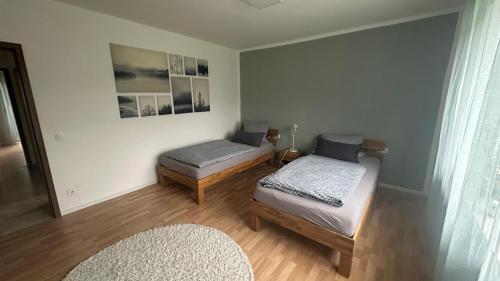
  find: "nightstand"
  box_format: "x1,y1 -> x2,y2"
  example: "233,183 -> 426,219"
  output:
278,148 -> 304,167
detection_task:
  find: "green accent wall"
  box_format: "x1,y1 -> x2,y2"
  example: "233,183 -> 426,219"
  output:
240,14 -> 458,191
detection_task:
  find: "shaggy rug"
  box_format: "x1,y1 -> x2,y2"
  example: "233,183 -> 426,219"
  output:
63,224 -> 253,281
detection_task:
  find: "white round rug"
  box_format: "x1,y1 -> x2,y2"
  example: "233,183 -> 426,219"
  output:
63,224 -> 253,281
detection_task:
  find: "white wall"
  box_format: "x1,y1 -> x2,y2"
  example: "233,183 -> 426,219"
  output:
0,0 -> 240,214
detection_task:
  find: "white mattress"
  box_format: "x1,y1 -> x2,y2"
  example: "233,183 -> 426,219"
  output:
160,142 -> 274,179
253,156 -> 380,237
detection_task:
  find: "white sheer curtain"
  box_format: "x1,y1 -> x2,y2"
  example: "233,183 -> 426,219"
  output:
0,71 -> 20,145
426,0 -> 500,280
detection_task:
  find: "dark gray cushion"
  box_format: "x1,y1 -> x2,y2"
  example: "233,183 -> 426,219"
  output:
314,136 -> 361,163
243,120 -> 269,133
231,131 -> 265,147
321,134 -> 364,145
243,120 -> 269,143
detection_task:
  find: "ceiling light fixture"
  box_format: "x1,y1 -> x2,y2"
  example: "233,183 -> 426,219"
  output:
244,0 -> 283,9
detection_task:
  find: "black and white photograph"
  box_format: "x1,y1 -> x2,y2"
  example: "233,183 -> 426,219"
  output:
110,43 -> 170,93
156,95 -> 173,115
184,56 -> 197,76
197,59 -> 208,77
192,78 -> 210,112
117,95 -> 139,118
168,54 -> 184,75
171,77 -> 193,114
139,95 -> 157,117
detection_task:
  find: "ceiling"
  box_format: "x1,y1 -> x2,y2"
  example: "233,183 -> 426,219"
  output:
56,0 -> 463,50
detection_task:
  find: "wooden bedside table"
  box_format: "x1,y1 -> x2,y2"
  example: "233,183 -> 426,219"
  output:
278,148 -> 304,167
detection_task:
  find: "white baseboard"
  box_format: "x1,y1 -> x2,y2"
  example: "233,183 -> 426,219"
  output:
60,180 -> 157,216
59,180 -> 423,215
379,182 -> 427,196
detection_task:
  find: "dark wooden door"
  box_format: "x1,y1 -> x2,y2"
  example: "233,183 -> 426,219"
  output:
0,50 -> 39,168
0,41 -> 60,217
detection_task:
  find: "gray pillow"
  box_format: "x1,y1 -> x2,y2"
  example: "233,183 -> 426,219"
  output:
231,131 -> 265,147
243,120 -> 269,133
321,134 -> 364,145
314,136 -> 361,163
243,120 -> 269,142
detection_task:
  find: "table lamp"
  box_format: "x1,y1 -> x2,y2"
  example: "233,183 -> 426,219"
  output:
290,123 -> 298,152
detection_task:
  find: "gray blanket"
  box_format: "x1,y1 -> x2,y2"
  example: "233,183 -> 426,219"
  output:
259,155 -> 366,206
164,139 -> 258,168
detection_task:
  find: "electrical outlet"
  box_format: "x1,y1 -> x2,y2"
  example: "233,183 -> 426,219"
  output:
66,185 -> 80,197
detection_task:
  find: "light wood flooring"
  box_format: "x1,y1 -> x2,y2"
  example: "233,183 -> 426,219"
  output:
0,163 -> 431,281
0,144 -> 52,236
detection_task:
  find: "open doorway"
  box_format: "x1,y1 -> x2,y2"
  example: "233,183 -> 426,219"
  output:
0,42 -> 60,236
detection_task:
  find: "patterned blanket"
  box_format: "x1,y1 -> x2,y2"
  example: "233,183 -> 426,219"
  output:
165,139 -> 257,168
259,155 -> 366,206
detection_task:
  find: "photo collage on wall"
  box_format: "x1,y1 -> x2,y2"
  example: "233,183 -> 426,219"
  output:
110,43 -> 209,118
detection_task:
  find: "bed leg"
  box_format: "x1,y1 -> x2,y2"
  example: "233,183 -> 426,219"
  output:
249,212 -> 261,231
266,152 -> 275,166
195,186 -> 205,205
157,167 -> 169,186
338,252 -> 353,277
266,156 -> 274,166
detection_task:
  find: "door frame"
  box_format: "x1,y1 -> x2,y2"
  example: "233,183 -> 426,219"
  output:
0,41 -> 61,217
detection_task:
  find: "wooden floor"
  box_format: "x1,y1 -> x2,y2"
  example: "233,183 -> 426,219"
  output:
0,144 -> 52,236
0,163 -> 431,281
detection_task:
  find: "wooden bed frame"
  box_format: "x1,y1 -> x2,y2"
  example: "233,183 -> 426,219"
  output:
157,130 -> 278,205
249,139 -> 385,278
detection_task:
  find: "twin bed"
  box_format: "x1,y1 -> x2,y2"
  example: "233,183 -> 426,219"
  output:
157,125 -> 384,278
157,122 -> 276,205
250,139 -> 384,277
